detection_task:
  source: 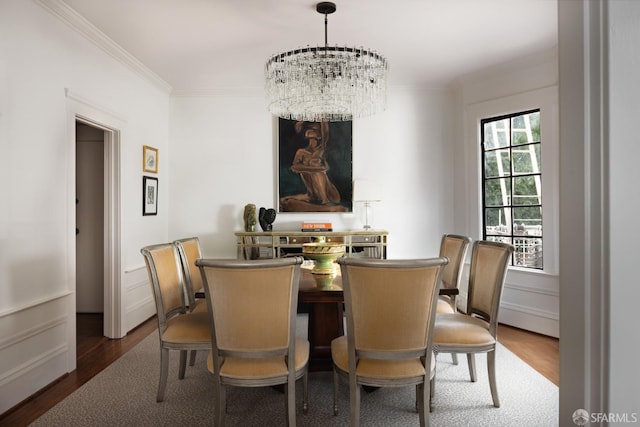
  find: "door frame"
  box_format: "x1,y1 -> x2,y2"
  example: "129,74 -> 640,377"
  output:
66,89 -> 123,347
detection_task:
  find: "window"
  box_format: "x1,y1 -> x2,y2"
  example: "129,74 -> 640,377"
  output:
481,109 -> 542,269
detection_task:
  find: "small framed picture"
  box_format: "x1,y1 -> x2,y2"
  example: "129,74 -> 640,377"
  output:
143,176 -> 158,216
143,145 -> 158,173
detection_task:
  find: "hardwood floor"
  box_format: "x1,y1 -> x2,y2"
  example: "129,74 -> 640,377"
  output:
0,315 -> 558,427
497,323 -> 559,386
0,314 -> 157,427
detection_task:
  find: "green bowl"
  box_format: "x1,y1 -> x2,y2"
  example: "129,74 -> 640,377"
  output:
302,242 -> 345,275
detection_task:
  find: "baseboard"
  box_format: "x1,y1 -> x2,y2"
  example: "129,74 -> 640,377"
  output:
125,298 -> 156,334
457,291 -> 559,338
499,302 -> 559,338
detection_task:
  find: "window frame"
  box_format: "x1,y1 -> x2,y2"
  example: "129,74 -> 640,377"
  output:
481,109 -> 543,270
464,86 -> 558,277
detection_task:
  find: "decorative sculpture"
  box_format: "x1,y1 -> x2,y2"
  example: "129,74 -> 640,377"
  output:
259,207 -> 277,231
243,204 -> 257,232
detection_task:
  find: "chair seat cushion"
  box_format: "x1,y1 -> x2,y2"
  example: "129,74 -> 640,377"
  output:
436,298 -> 455,314
433,313 -> 495,348
207,338 -> 310,379
162,311 -> 210,344
190,298 -> 208,314
331,336 -> 434,380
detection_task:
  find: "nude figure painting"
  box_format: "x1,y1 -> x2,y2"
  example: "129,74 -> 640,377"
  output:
278,118 -> 352,213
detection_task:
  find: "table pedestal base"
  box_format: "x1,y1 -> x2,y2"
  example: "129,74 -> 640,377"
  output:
307,302 -> 344,372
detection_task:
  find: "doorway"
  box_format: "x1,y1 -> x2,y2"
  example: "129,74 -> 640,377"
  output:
75,121 -> 107,355
71,109 -> 122,342
65,91 -> 123,373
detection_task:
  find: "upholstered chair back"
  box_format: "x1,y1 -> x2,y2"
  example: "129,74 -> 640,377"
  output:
466,240 -> 513,333
209,267 -> 293,351
439,234 -> 472,291
174,237 -> 203,307
197,258 -> 303,354
350,267 -> 433,352
142,243 -> 187,328
340,258 -> 448,356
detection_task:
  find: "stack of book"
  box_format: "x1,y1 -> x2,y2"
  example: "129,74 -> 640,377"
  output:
301,222 -> 333,232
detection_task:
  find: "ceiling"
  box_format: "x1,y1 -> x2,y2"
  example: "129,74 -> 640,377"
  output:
61,0 -> 558,94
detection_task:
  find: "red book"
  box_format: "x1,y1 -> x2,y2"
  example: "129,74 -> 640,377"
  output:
301,222 -> 333,230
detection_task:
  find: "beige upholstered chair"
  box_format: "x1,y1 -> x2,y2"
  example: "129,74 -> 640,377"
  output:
433,240 -> 514,407
174,237 -> 207,367
436,234 -> 472,315
141,243 -> 211,402
435,234 -> 472,365
174,237 -> 206,314
196,257 -> 309,427
331,257 -> 448,427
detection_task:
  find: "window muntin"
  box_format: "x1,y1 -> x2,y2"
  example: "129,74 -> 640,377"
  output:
481,109 -> 542,269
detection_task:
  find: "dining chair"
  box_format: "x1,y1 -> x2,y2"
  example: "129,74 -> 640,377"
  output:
174,236 -> 207,367
140,243 -> 211,402
174,237 -> 206,314
331,257 -> 448,427
436,234 -> 472,315
196,256 -> 309,427
432,240 -> 514,407
435,234 -> 472,365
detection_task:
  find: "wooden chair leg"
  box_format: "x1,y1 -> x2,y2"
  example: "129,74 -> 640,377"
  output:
189,349 -> 197,366
488,349 -> 500,407
178,350 -> 187,379
333,369 -> 339,415
417,383 -> 428,427
215,380 -> 226,427
349,377 -> 361,427
302,370 -> 309,414
156,347 -> 169,402
466,353 -> 477,382
286,379 -> 295,427
430,372 -> 435,413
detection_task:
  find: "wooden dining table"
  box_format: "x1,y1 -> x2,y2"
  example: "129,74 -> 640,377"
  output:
298,265 -> 345,372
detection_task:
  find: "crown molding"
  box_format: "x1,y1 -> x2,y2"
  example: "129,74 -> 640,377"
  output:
34,0 -> 172,94
170,86 -> 264,98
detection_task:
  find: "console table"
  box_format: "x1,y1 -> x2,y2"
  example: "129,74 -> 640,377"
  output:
235,230 -> 388,260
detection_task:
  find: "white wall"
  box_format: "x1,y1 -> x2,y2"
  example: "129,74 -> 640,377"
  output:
168,86 -> 456,260
558,0 -> 640,422
0,0 -> 169,413
451,48 -> 560,337
607,0 -> 640,419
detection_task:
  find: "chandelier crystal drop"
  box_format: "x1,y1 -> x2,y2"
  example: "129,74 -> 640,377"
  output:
265,2 -> 388,122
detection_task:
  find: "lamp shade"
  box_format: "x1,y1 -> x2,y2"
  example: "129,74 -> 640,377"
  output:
353,179 -> 381,202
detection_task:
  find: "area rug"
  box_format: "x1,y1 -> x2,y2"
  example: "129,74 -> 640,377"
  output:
31,314 -> 558,426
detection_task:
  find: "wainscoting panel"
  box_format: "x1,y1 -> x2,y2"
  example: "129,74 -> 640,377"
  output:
456,265 -> 559,338
0,295 -> 73,414
123,266 -> 155,334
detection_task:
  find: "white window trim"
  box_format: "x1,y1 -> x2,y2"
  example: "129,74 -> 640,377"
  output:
465,85 -> 559,276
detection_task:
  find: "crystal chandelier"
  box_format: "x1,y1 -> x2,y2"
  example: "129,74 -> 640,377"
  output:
265,2 -> 388,122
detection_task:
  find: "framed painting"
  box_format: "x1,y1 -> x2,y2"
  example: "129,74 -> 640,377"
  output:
142,176 -> 158,216
277,118 -> 352,213
143,145 -> 158,173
